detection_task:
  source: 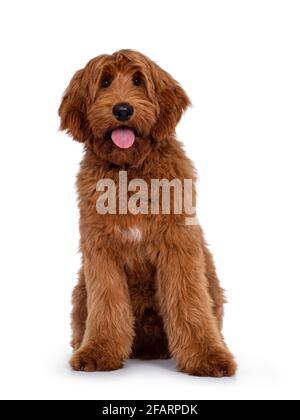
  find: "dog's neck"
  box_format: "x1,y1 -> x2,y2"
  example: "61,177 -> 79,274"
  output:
80,135 -> 195,184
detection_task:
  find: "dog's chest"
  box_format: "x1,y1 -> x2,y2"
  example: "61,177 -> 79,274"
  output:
114,225 -> 142,244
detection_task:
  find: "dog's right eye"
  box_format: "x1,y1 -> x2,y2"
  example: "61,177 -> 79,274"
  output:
101,78 -> 112,88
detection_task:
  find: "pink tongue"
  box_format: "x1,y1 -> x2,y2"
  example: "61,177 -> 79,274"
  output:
111,128 -> 135,149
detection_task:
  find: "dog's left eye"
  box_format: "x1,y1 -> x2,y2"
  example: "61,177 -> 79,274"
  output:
101,78 -> 112,88
133,76 -> 143,87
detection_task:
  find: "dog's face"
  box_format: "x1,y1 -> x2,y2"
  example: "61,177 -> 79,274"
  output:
59,50 -> 190,166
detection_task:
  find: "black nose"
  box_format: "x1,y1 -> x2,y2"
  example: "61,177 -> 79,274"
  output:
113,103 -> 134,121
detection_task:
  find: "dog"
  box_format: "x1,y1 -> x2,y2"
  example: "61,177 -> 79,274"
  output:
59,50 -> 237,376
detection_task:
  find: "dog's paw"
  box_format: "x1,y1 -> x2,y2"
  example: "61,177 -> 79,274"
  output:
70,343 -> 123,372
178,346 -> 237,378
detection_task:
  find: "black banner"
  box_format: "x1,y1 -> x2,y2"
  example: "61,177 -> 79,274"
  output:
0,400 -> 228,416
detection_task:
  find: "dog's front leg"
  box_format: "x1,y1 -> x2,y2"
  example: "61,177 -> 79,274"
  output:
157,226 -> 237,377
70,249 -> 134,372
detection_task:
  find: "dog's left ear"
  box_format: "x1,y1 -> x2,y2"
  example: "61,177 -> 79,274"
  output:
150,64 -> 191,141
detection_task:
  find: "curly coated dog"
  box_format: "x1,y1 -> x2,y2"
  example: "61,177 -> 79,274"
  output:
59,49 -> 237,377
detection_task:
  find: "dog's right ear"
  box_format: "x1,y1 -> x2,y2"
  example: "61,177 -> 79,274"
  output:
58,69 -> 88,142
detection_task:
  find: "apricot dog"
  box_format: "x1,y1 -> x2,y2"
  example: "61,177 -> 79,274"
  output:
59,50 -> 237,376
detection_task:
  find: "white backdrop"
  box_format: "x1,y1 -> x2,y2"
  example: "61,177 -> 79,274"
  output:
0,0 -> 299,400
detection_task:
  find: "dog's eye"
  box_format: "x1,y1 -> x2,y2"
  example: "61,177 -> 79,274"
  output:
101,78 -> 112,88
133,75 -> 143,87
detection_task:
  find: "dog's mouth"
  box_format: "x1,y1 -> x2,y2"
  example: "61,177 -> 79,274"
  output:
106,126 -> 137,149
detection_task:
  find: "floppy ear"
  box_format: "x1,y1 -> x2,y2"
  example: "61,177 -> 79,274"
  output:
58,68 -> 89,142
150,65 -> 191,141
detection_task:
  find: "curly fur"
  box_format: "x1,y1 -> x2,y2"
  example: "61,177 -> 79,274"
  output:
59,49 -> 237,377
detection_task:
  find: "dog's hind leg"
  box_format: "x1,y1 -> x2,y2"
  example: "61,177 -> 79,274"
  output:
131,306 -> 171,360
202,244 -> 226,331
129,276 -> 170,360
71,267 -> 87,350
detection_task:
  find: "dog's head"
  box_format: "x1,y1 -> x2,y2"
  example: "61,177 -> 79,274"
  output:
59,50 -> 190,166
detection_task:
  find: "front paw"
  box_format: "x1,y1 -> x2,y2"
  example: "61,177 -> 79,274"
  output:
70,343 -> 123,372
178,346 -> 237,378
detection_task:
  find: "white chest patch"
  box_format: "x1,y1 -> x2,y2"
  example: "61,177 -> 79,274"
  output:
115,226 -> 142,243
128,227 -> 142,242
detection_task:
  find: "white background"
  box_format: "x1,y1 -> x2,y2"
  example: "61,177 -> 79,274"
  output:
0,0 -> 299,401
